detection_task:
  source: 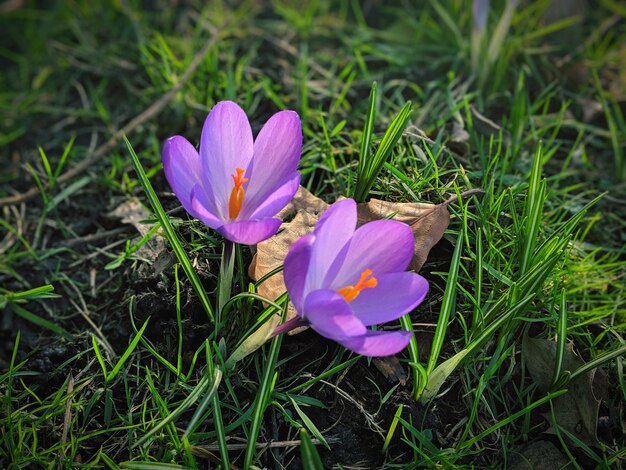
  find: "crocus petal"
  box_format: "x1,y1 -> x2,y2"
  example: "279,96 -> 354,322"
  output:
304,289 -> 367,340
338,330 -> 412,357
217,217 -> 282,245
283,233 -> 315,312
162,136 -> 202,211
304,199 -> 356,295
200,101 -> 254,220
330,220 -> 414,289
242,171 -> 300,220
190,185 -> 223,229
349,272 -> 429,326
244,110 -> 302,210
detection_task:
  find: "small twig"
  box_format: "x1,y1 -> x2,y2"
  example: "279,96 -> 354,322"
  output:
0,204 -> 25,253
62,227 -> 129,248
0,27 -> 225,208
257,28 -> 334,80
401,188 -> 485,227
442,188 -> 486,207
191,437 -> 338,452
445,415 -> 469,447
63,278 -> 116,356
320,379 -> 385,437
66,238 -> 126,268
69,297 -> 114,352
404,126 -> 463,158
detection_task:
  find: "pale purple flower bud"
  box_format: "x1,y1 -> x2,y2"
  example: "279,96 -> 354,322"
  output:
473,0 -> 490,32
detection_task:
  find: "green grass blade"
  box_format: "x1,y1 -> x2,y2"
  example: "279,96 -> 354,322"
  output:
299,428 -> 324,470
420,294 -> 536,402
383,404 -> 403,452
428,0 -> 464,49
400,313 -> 425,399
92,335 -> 108,378
209,383 -> 228,469
355,82 -> 377,193
174,265 -> 183,374
182,344 -> 228,468
99,451 -> 121,469
287,356 -> 360,393
54,134 -> 75,181
126,298 -> 182,378
569,345 -> 626,382
1,284 -> 59,302
124,135 -> 214,322
426,231 -> 463,375
289,396 -> 329,449
243,305 -> 286,468
595,70 -> 626,179
459,389 -> 567,449
181,370 -> 223,440
106,317 -> 150,383
486,0 -> 518,65
0,218 -> 39,260
366,100 -> 412,182
4,331 -> 20,458
354,100 -> 412,202
37,146 -> 54,186
10,303 -> 71,339
520,146 -> 545,275
134,364 -> 222,449
47,175 -> 92,211
552,290 -> 567,386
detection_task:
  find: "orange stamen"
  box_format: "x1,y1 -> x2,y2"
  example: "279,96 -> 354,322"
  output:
337,269 -> 378,302
228,167 -> 248,219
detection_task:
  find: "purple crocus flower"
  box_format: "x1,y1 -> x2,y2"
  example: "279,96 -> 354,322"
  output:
280,199 -> 429,357
163,101 -> 302,245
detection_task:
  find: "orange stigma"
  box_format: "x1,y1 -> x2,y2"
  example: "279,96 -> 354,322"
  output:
228,167 -> 248,219
338,269 -> 377,302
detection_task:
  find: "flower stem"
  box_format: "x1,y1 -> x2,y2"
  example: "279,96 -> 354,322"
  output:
217,239 -> 236,328
235,243 -> 247,319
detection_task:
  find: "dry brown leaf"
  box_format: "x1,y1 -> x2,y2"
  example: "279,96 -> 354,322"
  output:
107,198 -> 168,271
372,356 -> 407,385
509,440 -> 572,470
108,198 -> 154,238
522,335 -> 605,447
357,197 -> 450,272
250,186 -> 450,333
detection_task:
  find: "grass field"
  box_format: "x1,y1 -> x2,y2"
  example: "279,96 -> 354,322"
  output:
1,1 -> 625,468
